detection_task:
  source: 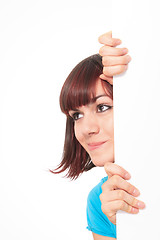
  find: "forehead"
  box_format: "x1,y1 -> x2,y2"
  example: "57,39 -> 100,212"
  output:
61,75 -> 113,115
80,79 -> 113,108
93,79 -> 112,101
95,79 -> 108,95
69,80 -> 112,114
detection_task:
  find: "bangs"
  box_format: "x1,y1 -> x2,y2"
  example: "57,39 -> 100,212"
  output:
60,54 -> 112,114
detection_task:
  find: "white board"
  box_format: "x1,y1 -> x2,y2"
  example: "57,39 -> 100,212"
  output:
0,1 -> 112,239
112,1 -> 160,239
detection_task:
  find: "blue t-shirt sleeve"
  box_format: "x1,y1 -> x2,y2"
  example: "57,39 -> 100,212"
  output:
86,177 -> 116,238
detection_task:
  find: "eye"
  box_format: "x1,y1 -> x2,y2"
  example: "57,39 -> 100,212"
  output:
72,112 -> 83,121
97,104 -> 112,113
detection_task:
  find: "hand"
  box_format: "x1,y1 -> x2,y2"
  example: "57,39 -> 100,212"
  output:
100,163 -> 146,225
98,31 -> 131,85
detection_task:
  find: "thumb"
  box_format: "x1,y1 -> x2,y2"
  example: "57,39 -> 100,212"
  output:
104,162 -> 131,180
98,31 -> 121,46
98,31 -> 112,44
104,162 -> 114,179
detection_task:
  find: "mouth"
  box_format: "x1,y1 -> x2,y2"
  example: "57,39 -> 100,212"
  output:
88,141 -> 107,151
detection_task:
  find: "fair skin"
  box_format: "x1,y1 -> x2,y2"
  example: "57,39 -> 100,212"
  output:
69,79 -> 114,167
71,31 -> 146,240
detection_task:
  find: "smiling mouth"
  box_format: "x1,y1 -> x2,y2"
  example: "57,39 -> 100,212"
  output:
88,141 -> 107,151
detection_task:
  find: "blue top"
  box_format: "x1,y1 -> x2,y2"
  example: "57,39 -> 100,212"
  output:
86,176 -> 117,238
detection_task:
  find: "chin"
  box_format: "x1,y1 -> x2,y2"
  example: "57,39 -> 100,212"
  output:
88,143 -> 114,166
91,154 -> 115,167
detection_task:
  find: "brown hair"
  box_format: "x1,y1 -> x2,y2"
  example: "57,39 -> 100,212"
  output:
50,54 -> 113,179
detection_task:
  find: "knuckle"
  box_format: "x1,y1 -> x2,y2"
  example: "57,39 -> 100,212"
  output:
103,67 -> 108,75
102,57 -> 106,65
117,190 -> 125,200
103,66 -> 112,76
127,184 -> 135,194
127,205 -> 132,213
118,200 -> 125,210
131,197 -> 138,207
99,46 -> 105,56
102,56 -> 111,66
112,174 -> 120,184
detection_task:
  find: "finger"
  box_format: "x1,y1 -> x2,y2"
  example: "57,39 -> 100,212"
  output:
118,190 -> 146,209
102,55 -> 132,66
98,31 -> 122,47
101,200 -> 139,225
101,190 -> 146,210
107,175 -> 140,197
107,200 -> 140,214
99,75 -> 113,85
99,45 -> 128,57
104,162 -> 131,180
101,203 -> 117,224
103,64 -> 128,77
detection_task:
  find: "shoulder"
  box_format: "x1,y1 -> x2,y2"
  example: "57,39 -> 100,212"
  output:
88,177 -> 108,199
86,177 -> 116,238
87,176 -> 108,204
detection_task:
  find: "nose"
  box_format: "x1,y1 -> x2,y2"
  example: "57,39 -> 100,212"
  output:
82,114 -> 100,136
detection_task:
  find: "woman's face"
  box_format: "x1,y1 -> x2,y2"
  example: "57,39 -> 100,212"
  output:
69,79 -> 114,166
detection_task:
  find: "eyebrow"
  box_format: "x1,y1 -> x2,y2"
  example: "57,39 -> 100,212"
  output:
91,94 -> 108,102
69,94 -> 109,112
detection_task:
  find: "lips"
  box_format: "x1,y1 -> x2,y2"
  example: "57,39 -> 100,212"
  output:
88,141 -> 107,151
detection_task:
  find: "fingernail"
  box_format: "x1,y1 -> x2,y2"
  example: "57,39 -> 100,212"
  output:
123,48 -> 128,54
131,207 -> 139,214
124,172 -> 131,179
132,188 -> 140,196
137,201 -> 146,209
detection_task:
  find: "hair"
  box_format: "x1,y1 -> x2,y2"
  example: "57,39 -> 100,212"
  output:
50,54 -> 113,180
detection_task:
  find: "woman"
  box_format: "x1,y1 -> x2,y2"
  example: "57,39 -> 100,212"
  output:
51,31 -> 145,240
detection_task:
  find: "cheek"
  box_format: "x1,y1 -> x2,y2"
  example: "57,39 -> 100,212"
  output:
109,117 -> 114,137
91,142 -> 115,166
102,111 -> 114,136
74,124 -> 83,146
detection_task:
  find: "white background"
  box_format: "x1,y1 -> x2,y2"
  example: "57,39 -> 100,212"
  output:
2,1 -> 158,240
0,1 -> 112,239
113,0 -> 160,239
